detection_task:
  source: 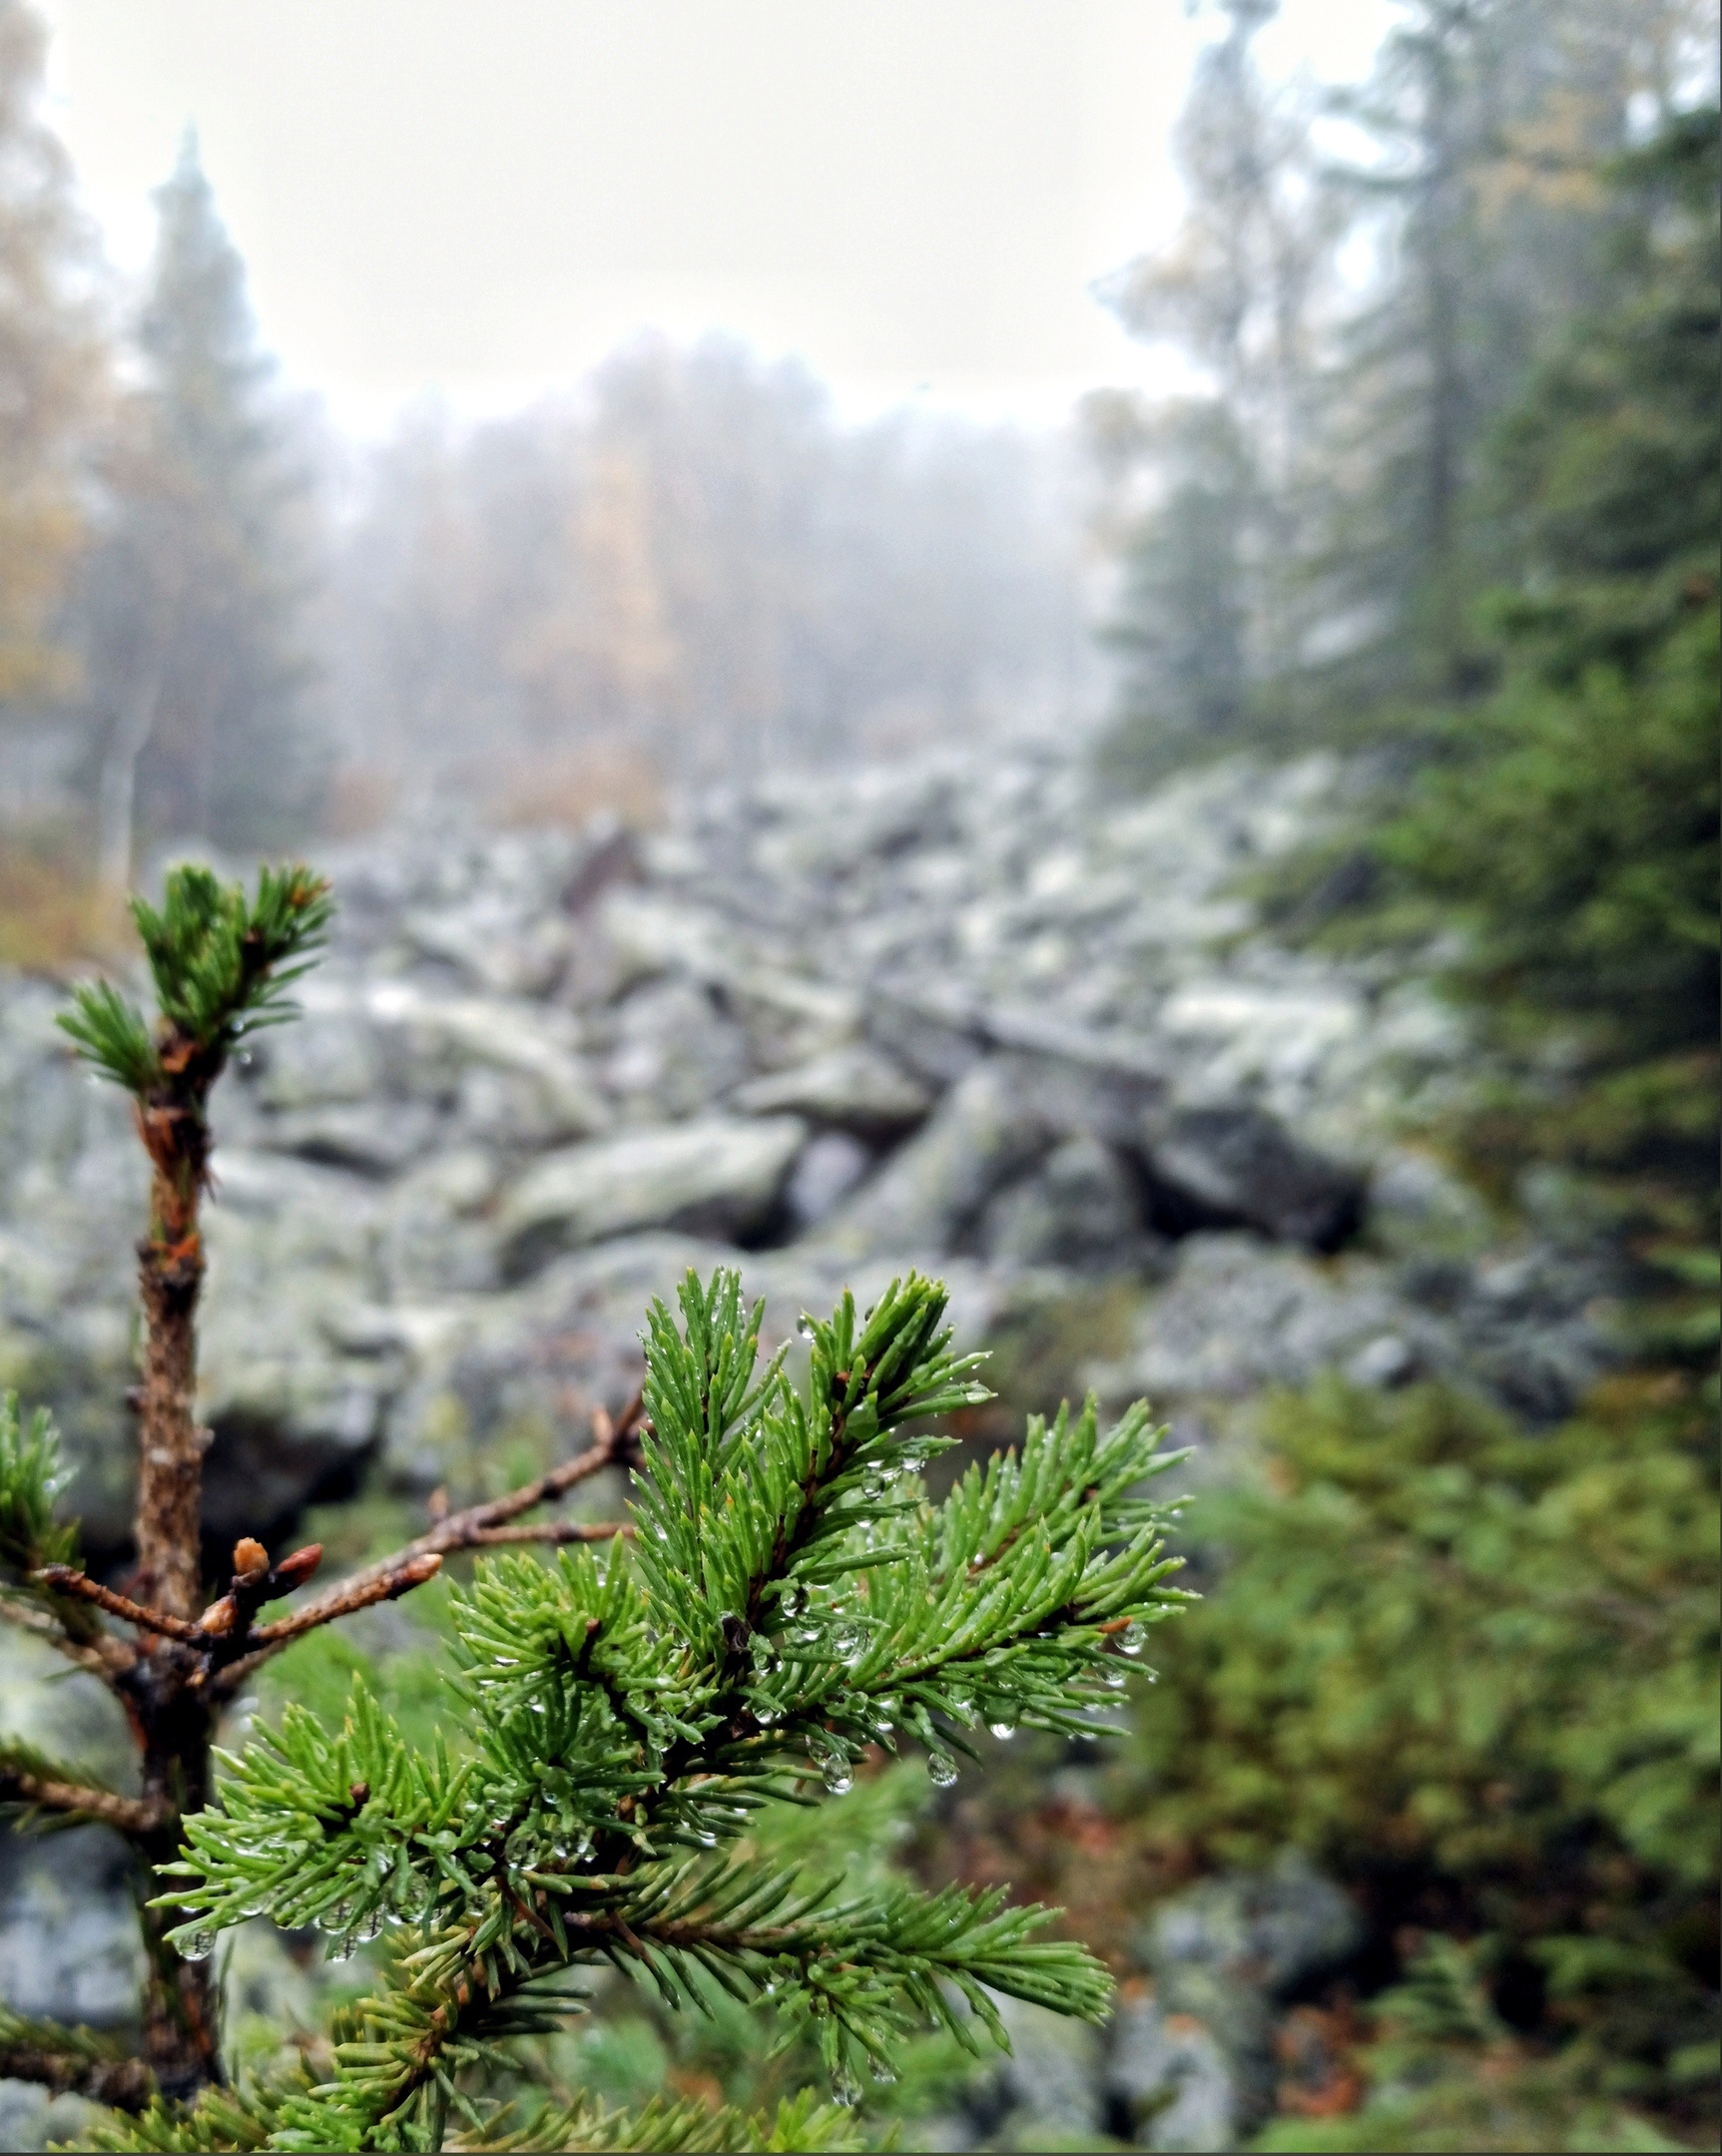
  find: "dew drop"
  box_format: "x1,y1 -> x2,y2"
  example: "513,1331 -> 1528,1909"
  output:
821,1757 -> 854,1796
830,1622 -> 866,1662
796,1315 -> 816,1341
871,2062 -> 899,2087
180,1927 -> 217,1962
832,2064 -> 861,2107
781,1582 -> 809,1619
927,1751 -> 958,1789
1102,1667 -> 1127,1690
1120,1621 -> 1148,1655
987,1718 -> 1017,1742
753,1701 -> 778,1727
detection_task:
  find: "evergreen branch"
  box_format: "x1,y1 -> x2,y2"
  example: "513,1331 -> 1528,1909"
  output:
0,1393 -> 115,1660
85,2067 -> 306,2150
58,865 -> 333,1102
56,978 -> 160,1094
210,1400 -> 644,1699
246,1553 -> 444,1647
447,2086 -> 866,2151
0,1737 -> 168,1835
0,2005 -> 156,2114
131,863 -> 334,1061
152,1270 -> 1190,2141
38,1551 -> 442,1676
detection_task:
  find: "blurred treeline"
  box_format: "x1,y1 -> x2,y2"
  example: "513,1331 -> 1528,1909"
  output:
1077,2 -> 1719,2146
0,0 -> 1085,906
1090,0 -> 1716,766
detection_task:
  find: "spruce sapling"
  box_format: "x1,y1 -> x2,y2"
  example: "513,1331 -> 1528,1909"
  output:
0,861 -> 1193,2151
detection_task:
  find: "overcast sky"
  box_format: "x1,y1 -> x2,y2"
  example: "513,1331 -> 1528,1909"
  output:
39,0 -> 1389,433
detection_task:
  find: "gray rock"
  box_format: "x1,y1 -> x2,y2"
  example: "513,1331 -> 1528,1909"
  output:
360,981 -> 611,1139
0,1823 -> 141,2025
970,1991 -> 1106,2145
496,1116 -> 807,1276
249,1001 -> 385,1109
1107,1991 -> 1238,2151
197,1152 -> 392,1539
813,1063 -> 1046,1260
1144,1856 -> 1362,1999
1143,1102 -> 1364,1252
783,1132 -> 872,1230
1368,1147 -> 1493,1260
980,1135 -> 1151,1272
1089,1233 -> 1421,1404
731,1043 -> 931,1137
1119,1857 -> 1363,2146
603,980 -> 749,1120
256,1098 -> 441,1175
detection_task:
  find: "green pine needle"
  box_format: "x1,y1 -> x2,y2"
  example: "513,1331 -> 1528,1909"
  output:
57,861 -> 332,1097
133,1267 -> 1190,2149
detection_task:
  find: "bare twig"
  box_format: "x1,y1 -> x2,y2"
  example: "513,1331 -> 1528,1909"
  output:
33,1568 -> 206,1642
207,1551 -> 445,1695
460,1521 -> 635,1547
0,1593 -> 135,1680
208,1391 -> 644,1696
0,1762 -> 169,1837
249,1551 -> 445,1645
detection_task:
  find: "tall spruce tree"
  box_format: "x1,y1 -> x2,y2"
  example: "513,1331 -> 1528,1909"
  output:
1096,0 -> 1339,772
82,134 -> 324,888
1096,0 -> 1709,763
0,860 -> 1191,2149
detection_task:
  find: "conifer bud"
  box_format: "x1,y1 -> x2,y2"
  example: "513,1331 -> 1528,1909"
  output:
232,1537 -> 269,1580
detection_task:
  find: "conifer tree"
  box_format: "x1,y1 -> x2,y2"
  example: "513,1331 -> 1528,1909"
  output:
0,862 -> 1191,2150
81,135 -> 325,889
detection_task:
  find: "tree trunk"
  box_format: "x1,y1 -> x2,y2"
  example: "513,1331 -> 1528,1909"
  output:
128,1065 -> 223,2096
96,653 -> 168,899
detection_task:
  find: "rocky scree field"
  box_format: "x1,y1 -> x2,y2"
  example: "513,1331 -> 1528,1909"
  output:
0,742 -> 1627,2149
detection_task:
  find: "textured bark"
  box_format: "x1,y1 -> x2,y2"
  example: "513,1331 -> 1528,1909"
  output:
132,1171 -> 207,1623
133,1664 -> 221,2101
128,1028 -> 225,2095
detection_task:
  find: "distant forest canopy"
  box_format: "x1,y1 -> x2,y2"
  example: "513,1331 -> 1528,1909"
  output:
0,0 -> 1716,878
324,344 -> 1089,822
1089,0 -> 1719,775
0,0 -> 1087,873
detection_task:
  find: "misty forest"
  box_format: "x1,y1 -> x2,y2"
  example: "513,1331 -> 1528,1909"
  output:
0,0 -> 1715,2150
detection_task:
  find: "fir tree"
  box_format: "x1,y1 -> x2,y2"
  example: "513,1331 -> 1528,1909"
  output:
0,861 -> 1191,2150
80,134 -> 325,888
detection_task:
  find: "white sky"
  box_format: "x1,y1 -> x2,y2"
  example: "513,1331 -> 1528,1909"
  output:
38,0 -> 1390,435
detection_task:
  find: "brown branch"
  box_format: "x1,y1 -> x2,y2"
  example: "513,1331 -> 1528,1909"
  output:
0,1593 -> 135,1680
208,1392 -> 645,1696
0,1763 -> 169,1837
207,1552 -> 446,1696
32,1567 -> 206,1642
459,1520 -> 634,1548
0,2031 -> 155,2114
249,1551 -> 445,1644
